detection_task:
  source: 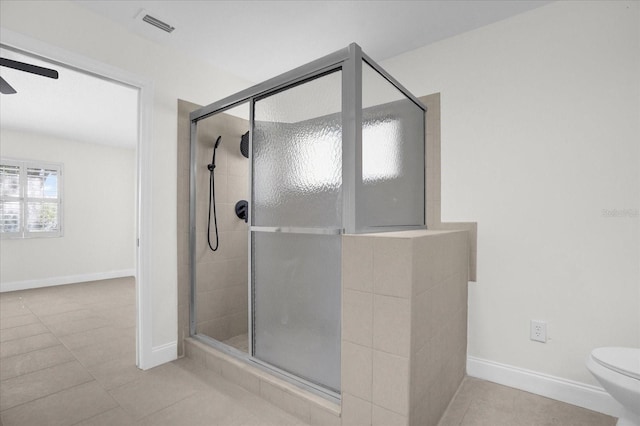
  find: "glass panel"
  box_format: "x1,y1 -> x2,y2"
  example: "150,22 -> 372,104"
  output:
253,232 -> 341,392
192,103 -> 251,352
0,164 -> 21,198
26,201 -> 58,232
253,71 -> 342,228
27,167 -> 58,198
359,62 -> 425,228
0,201 -> 21,233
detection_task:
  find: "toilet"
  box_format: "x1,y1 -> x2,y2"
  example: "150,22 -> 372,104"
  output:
586,347 -> 640,426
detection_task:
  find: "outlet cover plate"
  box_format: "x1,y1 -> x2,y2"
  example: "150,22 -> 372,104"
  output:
530,320 -> 547,343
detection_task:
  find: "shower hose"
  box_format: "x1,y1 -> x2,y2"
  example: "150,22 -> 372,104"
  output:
207,137 -> 220,251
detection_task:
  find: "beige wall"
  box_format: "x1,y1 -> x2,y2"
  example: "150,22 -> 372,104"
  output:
0,130 -> 135,289
0,0 -> 252,349
381,0 -> 640,385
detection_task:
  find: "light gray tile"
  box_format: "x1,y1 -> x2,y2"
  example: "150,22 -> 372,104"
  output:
26,301 -> 86,317
224,333 -> 249,352
219,357 -> 260,394
343,236 -> 375,293
0,360 -> 93,411
59,325 -> 135,350
308,403 -> 340,426
0,313 -> 39,330
0,344 -> 74,380
75,407 -> 136,426
343,289 -> 373,347
438,381 -> 474,426
0,332 -> 60,359
372,350 -> 409,416
373,237 -> 412,298
0,301 -> 30,319
70,335 -> 135,367
372,404 -> 407,426
85,354 -> 145,390
437,378 -> 616,426
45,316 -> 112,337
459,398 -> 514,426
0,321 -> 48,342
279,389 -> 311,423
342,341 -> 372,401
109,363 -> 203,419
39,309 -> 96,326
372,295 -> 410,357
94,306 -> 136,329
136,391 -> 253,426
511,389 -> 616,426
341,393 -> 372,426
0,381 -> 118,426
259,379 -> 286,408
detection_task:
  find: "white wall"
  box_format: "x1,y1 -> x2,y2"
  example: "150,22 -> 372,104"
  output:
381,0 -> 639,386
0,1 -> 252,350
0,130 -> 135,289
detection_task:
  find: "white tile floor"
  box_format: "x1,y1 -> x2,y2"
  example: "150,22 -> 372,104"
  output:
0,278 -> 617,426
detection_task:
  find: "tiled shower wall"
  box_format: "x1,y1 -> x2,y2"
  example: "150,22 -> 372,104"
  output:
177,100 -> 250,355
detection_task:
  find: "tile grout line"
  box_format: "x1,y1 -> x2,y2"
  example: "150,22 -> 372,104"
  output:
370,240 -> 376,424
0,340 -> 62,363
1,279 -> 137,424
0,371 -> 96,414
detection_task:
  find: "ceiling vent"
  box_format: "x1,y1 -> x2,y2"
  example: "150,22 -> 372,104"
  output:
135,9 -> 175,35
142,13 -> 175,33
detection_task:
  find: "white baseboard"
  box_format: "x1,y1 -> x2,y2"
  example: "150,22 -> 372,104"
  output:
145,341 -> 177,369
467,355 -> 623,418
0,269 -> 136,293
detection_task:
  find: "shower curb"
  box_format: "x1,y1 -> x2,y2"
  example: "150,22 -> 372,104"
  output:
184,337 -> 341,426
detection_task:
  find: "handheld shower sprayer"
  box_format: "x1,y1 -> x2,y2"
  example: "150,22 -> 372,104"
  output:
207,136 -> 222,251
207,136 -> 222,172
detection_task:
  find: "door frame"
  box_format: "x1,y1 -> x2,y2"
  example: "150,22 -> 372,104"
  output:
0,27 -> 155,369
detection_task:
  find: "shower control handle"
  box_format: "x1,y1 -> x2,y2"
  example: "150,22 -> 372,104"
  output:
235,200 -> 248,223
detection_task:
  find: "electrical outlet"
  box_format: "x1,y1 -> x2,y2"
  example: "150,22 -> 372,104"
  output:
530,320 -> 547,343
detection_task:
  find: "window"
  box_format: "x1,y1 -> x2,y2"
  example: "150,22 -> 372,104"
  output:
0,158 -> 63,238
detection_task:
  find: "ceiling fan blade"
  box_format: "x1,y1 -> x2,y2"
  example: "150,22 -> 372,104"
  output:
0,57 -> 59,79
0,76 -> 17,94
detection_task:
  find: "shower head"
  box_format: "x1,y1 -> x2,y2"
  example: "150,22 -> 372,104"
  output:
214,135 -> 222,149
240,131 -> 249,158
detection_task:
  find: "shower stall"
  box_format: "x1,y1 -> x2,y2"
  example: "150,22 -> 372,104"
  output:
189,43 -> 425,399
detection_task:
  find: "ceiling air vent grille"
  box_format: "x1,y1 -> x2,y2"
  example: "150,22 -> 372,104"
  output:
142,14 -> 175,33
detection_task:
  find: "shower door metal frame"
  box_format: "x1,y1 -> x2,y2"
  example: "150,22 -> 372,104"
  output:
188,42 -> 427,400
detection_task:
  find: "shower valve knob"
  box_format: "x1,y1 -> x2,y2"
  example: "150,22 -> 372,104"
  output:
235,200 -> 248,223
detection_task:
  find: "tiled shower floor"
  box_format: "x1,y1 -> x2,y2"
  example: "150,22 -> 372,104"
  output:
0,278 -> 616,425
224,333 -> 249,353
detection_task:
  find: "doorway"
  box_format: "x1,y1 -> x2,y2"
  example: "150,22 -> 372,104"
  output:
0,31 -> 152,368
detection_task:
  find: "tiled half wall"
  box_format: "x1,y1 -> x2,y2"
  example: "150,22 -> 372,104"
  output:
341,229 -> 469,426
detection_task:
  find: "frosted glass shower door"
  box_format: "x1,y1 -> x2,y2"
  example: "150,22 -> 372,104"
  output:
251,71 -> 342,393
